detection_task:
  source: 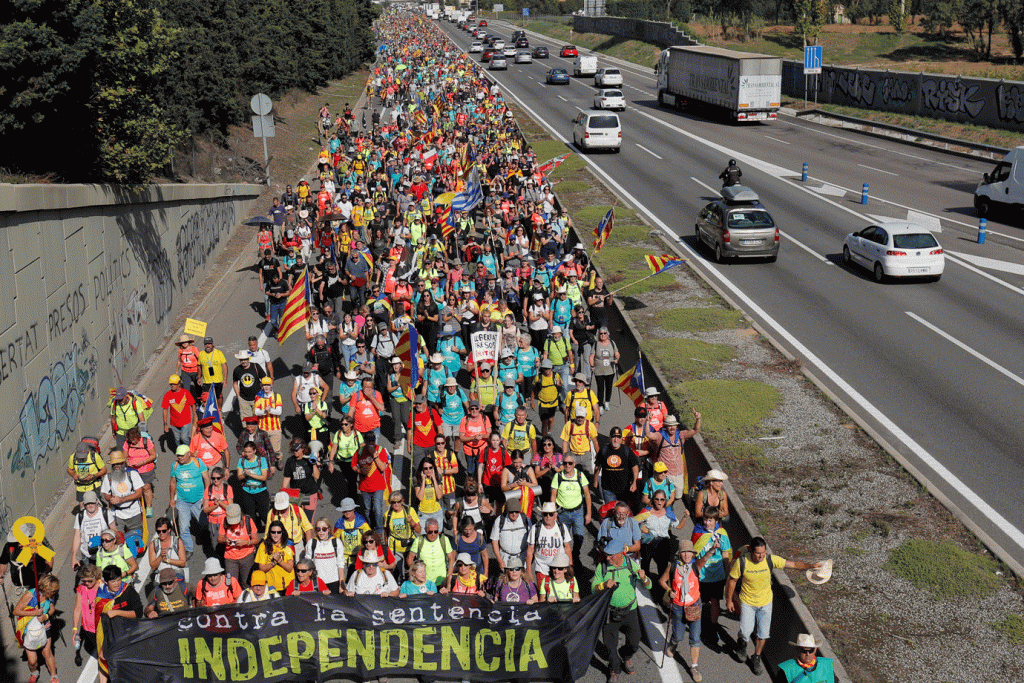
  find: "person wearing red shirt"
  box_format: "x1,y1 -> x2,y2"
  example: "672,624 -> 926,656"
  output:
478,431 -> 510,507
409,398 -> 442,469
194,558 -> 241,607
286,559 -> 331,595
162,375 -> 196,450
353,433 -> 389,531
349,377 -> 385,440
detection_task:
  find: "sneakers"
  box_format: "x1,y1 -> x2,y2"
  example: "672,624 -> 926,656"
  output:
607,673 -> 619,683
690,664 -> 702,682
51,677 -> 59,683
623,658 -> 635,675
146,507 -> 153,518
749,654 -> 763,675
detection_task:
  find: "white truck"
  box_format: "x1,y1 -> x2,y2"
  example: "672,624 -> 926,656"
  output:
975,146 -> 1024,218
573,55 -> 598,78
656,46 -> 782,122
444,5 -> 455,20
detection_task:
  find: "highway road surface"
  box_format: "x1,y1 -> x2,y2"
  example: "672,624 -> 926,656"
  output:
443,18 -> 1024,576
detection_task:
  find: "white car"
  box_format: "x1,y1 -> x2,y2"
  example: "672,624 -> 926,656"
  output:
503,46 -> 517,58
842,222 -> 944,282
515,50 -> 533,64
594,89 -> 625,110
490,57 -> 508,71
595,68 -> 623,87
493,39 -> 506,50
469,41 -> 483,53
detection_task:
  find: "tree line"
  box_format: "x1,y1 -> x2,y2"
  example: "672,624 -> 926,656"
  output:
0,0 -> 378,185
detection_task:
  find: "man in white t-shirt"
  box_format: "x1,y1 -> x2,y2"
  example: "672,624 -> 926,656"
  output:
71,491 -> 117,569
345,551 -> 399,596
100,450 -> 145,532
247,336 -> 273,381
525,502 -> 573,584
292,363 -> 329,413
491,499 -> 531,571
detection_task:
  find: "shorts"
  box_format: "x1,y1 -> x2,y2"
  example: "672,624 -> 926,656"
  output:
738,601 -> 773,641
138,469 -> 157,487
700,579 -> 725,601
539,406 -> 557,421
441,424 -> 460,437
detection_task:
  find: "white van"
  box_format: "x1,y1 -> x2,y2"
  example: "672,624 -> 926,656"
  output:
573,55 -> 598,77
975,146 -> 1024,217
572,112 -> 621,152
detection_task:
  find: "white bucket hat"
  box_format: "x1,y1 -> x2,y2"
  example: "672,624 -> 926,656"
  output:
806,559 -> 833,585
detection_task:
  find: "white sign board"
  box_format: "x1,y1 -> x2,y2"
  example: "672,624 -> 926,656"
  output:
493,3 -> 503,10
470,330 -> 500,365
252,115 -> 275,138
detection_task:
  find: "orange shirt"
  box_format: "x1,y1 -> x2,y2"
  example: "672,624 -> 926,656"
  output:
196,576 -> 241,606
190,430 -> 228,468
349,390 -> 383,432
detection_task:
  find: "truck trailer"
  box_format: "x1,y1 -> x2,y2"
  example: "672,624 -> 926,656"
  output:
657,45 -> 782,122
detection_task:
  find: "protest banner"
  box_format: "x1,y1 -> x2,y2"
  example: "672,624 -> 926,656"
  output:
470,330 -> 500,365
104,593 -> 612,683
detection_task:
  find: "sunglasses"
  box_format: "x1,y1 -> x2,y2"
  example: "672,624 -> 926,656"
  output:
426,530 -> 439,535
564,462 -> 576,466
316,526 -> 330,532
160,581 -> 176,587
211,476 -> 222,481
157,528 -> 170,534
800,648 -> 816,654
297,568 -> 311,573
364,539 -> 377,545
552,567 -> 566,571
270,530 -> 283,535
543,512 -> 556,516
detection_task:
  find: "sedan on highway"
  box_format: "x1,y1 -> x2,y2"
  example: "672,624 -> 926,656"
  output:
695,186 -> 779,263
469,41 -> 483,53
546,68 -> 570,84
560,45 -> 579,57
516,37 -> 529,48
503,46 -> 517,58
515,50 -> 533,64
478,19 -> 488,26
490,57 -> 508,71
532,46 -> 549,58
493,39 -> 506,50
843,222 -> 944,282
593,89 -> 625,111
595,68 -> 624,87
481,48 -> 497,62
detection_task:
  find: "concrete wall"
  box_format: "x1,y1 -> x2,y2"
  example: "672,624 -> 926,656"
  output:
0,183 -> 261,538
784,60 -> 1024,131
573,15 -> 701,49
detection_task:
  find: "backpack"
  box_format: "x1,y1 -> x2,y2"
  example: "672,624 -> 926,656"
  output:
528,520 -> 570,551
307,536 -> 344,562
77,505 -> 114,552
413,534 -> 452,557
197,574 -> 234,601
730,546 -> 773,591
385,504 -> 415,546
685,476 -> 706,519
544,337 -> 568,362
496,514 -> 530,555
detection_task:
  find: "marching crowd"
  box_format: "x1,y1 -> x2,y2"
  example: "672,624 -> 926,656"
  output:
4,9 -> 832,683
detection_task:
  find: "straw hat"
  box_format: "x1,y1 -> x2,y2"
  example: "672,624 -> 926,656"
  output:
806,559 -> 833,585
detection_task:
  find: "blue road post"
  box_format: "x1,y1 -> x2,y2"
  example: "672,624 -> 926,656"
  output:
802,162 -> 808,182
978,218 -> 987,244
861,183 -> 869,205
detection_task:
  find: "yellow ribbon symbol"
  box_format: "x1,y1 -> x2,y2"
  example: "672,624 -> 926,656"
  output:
13,516 -> 55,565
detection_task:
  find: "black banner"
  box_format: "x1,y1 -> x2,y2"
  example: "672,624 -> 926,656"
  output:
104,592 -> 612,683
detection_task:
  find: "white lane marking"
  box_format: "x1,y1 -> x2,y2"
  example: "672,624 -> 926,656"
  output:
691,177 -> 718,195
866,213 -> 899,224
498,76 -> 1024,557
907,210 -> 942,233
858,163 -> 898,176
764,135 -> 790,145
636,144 -> 663,159
778,230 -> 829,263
558,95 -> 567,101
946,251 -> 1024,276
906,312 -> 1024,388
786,118 -> 980,171
811,184 -> 847,196
945,254 -> 1024,293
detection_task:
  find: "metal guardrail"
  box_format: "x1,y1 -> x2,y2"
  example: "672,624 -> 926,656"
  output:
795,108 -> 1010,159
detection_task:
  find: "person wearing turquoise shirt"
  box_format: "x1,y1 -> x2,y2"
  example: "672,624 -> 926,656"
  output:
778,634 -> 835,683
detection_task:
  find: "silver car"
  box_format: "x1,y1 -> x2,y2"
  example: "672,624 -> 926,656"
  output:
695,186 -> 779,262
490,57 -> 508,71
515,50 -> 533,64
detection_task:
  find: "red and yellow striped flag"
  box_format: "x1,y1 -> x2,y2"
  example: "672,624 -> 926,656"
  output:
276,268 -> 310,343
645,254 -> 686,275
614,364 -> 644,407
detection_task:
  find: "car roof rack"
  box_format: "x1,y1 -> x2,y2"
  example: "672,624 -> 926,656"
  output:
720,185 -> 760,204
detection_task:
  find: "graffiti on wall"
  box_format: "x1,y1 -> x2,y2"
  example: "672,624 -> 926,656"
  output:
151,249 -> 174,325
921,78 -> 985,118
997,83 -> 1024,124
175,203 -> 236,288
833,70 -> 877,106
109,286 -> 150,385
6,333 -> 96,476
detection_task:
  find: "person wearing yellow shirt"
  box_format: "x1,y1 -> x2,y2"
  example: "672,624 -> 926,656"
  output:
197,337 -> 228,405
255,521 -> 296,593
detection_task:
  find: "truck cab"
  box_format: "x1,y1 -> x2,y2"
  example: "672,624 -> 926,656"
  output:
975,146 -> 1024,219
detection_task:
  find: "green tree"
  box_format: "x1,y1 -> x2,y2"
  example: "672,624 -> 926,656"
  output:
921,0 -> 960,37
1000,0 -> 1024,59
958,0 -> 998,57
889,0 -> 910,34
793,0 -> 825,44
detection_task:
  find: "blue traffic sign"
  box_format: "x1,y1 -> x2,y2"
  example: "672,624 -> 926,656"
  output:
804,45 -> 822,74
522,7 -> 529,16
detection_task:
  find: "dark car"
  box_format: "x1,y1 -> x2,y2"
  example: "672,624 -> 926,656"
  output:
532,46 -> 549,58
483,34 -> 495,45
560,45 -> 579,57
481,48 -> 498,62
546,68 -> 570,84
515,37 -> 529,48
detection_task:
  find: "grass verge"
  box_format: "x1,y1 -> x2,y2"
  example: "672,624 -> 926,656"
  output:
884,539 -> 1003,598
672,379 -> 781,439
657,307 -> 745,332
648,338 -> 735,381
992,614 -> 1024,645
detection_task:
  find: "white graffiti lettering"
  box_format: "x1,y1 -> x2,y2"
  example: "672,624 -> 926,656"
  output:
997,83 -> 1024,124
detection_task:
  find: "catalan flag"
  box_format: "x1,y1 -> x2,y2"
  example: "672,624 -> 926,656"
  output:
614,356 -> 646,407
276,267 -> 311,344
593,208 -> 614,253
414,110 -> 428,126
645,254 -> 686,275
395,327 -> 420,392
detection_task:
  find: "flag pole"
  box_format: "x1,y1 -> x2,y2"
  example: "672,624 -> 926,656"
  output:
607,263 -> 684,297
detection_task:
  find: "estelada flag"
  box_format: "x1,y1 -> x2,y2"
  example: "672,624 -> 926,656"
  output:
538,152 -> 571,175
593,208 -> 614,253
614,357 -> 645,407
645,254 -> 686,274
276,267 -> 310,344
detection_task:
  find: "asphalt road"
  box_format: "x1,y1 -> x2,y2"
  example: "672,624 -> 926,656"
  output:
442,18 -> 1024,576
